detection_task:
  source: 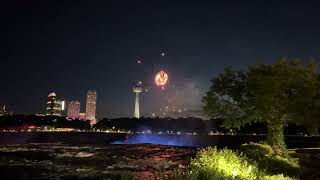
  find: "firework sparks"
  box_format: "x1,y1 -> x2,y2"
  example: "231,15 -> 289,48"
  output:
155,70 -> 168,88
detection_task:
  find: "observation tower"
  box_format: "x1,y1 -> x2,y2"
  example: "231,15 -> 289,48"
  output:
133,85 -> 142,118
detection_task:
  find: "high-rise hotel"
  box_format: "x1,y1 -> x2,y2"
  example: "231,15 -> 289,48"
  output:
46,92 -> 63,116
85,90 -> 97,125
67,101 -> 80,119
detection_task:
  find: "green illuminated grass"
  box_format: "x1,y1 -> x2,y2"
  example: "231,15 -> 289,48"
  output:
168,144 -> 298,180
240,142 -> 300,177
181,147 -> 259,180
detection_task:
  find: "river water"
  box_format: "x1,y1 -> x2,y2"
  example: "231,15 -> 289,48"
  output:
0,132 -> 319,148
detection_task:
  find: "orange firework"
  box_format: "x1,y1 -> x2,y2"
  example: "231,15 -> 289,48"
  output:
155,70 -> 168,88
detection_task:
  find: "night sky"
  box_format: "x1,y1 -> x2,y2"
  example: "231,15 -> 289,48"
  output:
2,0 -> 320,118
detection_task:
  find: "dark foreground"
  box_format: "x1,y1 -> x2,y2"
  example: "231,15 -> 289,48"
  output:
0,143 -> 320,179
0,143 -> 196,180
0,133 -> 319,179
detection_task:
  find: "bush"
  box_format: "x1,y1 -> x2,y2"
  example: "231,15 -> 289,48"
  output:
167,146 -> 296,180
187,147 -> 259,180
240,142 -> 274,158
240,142 -> 299,178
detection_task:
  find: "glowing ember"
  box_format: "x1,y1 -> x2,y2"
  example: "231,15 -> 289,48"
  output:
155,70 -> 168,88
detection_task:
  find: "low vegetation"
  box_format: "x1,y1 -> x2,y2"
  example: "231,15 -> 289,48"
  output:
240,142 -> 299,178
169,142 -> 299,180
187,147 -> 259,180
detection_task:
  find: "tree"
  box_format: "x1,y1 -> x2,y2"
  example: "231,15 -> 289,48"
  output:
203,59 -> 320,151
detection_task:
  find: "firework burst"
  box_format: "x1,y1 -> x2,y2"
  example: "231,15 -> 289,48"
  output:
155,70 -> 168,89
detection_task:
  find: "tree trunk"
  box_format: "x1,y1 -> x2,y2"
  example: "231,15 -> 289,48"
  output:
266,122 -> 286,152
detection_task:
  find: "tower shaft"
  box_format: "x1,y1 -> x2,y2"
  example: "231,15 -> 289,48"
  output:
134,92 -> 140,118
133,85 -> 142,118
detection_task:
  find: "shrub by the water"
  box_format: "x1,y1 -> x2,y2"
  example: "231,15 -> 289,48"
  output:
240,142 -> 299,178
239,142 -> 274,158
187,147 -> 259,180
168,145 -> 296,180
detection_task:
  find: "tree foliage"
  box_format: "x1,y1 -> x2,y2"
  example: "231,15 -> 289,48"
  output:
203,59 -> 320,147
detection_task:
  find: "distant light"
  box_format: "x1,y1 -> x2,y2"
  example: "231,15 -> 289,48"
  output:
161,52 -> 165,56
61,101 -> 65,110
137,60 -> 141,64
138,81 -> 142,85
48,92 -> 57,97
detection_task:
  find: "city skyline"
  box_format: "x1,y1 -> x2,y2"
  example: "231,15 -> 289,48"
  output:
40,89 -> 203,119
45,90 -> 99,123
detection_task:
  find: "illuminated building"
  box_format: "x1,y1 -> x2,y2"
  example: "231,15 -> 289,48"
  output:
85,90 -> 97,125
67,101 -> 80,120
0,105 -> 8,116
46,92 -> 62,116
133,85 -> 142,118
59,100 -> 67,116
